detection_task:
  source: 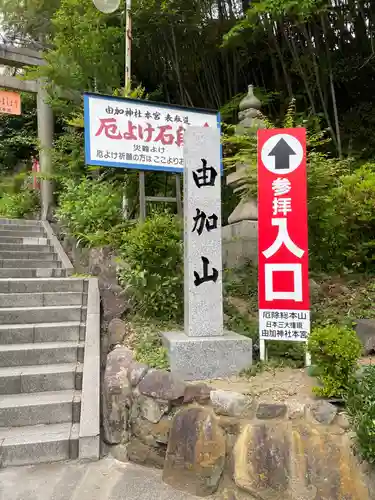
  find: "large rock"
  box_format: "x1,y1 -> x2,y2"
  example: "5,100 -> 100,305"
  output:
138,370 -> 186,401
210,390 -> 253,418
233,422 -> 371,500
88,246 -> 130,323
234,422 -> 290,499
355,319 -> 375,355
256,403 -> 287,420
163,407 -> 226,497
138,395 -> 169,424
183,383 -> 212,404
108,318 -> 127,346
127,437 -> 166,469
132,416 -> 172,446
308,401 -> 337,425
127,361 -> 149,387
102,347 -> 133,444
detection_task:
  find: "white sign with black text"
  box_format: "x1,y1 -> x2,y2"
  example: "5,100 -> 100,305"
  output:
183,127 -> 223,338
84,93 -> 220,173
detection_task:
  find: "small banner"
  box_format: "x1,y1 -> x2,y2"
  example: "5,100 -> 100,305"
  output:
257,128 -> 310,344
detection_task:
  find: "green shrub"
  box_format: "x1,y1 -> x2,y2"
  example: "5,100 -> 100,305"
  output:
320,165 -> 375,270
117,212 -> 183,322
307,325 -> 362,398
345,366 -> 375,463
55,178 -> 123,247
0,189 -> 39,218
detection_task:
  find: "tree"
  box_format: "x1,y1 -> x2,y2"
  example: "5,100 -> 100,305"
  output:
0,91 -> 38,173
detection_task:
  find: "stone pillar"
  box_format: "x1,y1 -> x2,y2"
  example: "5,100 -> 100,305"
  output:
222,84 -> 265,268
162,127 -> 252,380
37,79 -> 54,220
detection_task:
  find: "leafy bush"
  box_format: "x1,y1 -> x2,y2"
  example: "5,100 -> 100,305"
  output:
117,212 -> 183,322
307,325 -> 362,398
133,328 -> 169,369
314,164 -> 375,271
345,366 -> 375,463
55,178 -> 123,247
0,189 -> 39,219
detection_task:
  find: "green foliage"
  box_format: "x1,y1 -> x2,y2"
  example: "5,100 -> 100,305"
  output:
0,188 -> 39,219
31,0 -> 123,94
310,275 -> 375,329
55,178 -> 123,247
307,325 -> 362,398
117,212 -> 183,322
0,92 -> 38,174
133,328 -> 169,369
312,164 -> 375,271
345,366 -> 375,463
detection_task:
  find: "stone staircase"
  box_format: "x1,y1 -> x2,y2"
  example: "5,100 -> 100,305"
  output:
0,219 -> 100,467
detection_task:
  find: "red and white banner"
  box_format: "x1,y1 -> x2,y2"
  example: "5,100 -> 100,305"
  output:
258,128 -> 310,343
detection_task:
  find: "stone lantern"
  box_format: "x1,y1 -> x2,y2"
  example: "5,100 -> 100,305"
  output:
222,84 -> 265,268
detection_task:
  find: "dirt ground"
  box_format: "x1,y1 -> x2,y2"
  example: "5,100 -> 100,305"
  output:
200,367 -> 318,404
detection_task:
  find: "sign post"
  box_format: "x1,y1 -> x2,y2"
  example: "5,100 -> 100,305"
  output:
257,128 -> 311,366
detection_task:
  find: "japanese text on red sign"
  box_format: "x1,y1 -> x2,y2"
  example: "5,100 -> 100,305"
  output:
258,130 -> 310,342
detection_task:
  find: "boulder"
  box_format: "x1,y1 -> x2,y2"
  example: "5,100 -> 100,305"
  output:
108,318 -> 127,346
132,416 -> 172,446
233,422 -> 370,500
234,422 -> 290,500
163,407 -> 226,496
287,400 -> 306,420
138,370 -> 186,401
102,347 -> 133,444
127,361 -> 149,387
210,390 -> 253,418
138,395 -> 170,424
88,246 -> 130,323
355,319 -> 375,355
101,286 -> 129,323
336,412 -> 351,430
127,437 -> 166,469
256,403 -> 287,420
110,443 -> 128,462
308,401 -> 337,425
183,383 -> 212,404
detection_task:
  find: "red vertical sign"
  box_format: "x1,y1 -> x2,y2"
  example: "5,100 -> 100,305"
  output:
258,128 -> 310,343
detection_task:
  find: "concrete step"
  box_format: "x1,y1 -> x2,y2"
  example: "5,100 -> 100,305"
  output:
0,292 -> 86,308
0,251 -> 57,261
0,243 -> 53,252
0,422 -> 79,467
0,322 -> 84,344
0,363 -> 83,394
0,219 -> 42,226
0,259 -> 61,269
0,230 -> 46,238
0,278 -> 86,294
0,226 -> 45,235
0,223 -> 43,231
0,341 -> 84,367
0,305 -> 86,324
0,269 -> 67,278
0,236 -> 48,245
0,390 -> 81,427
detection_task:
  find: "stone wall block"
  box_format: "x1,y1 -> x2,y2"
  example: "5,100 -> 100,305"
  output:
163,407 -> 226,496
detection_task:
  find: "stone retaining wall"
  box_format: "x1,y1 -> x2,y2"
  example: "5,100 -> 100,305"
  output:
103,346 -> 373,499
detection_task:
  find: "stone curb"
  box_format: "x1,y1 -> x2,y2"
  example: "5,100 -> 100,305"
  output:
79,277 -> 100,460
41,220 -> 74,275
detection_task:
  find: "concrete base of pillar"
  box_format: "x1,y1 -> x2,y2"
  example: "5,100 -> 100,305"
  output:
161,330 -> 253,381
